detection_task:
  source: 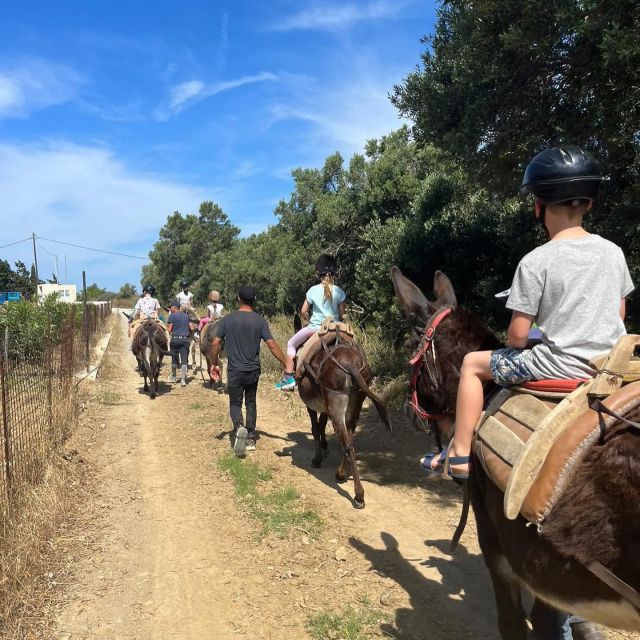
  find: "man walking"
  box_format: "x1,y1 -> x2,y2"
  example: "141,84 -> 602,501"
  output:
209,285 -> 287,457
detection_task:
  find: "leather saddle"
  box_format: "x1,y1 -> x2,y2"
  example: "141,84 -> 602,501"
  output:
295,317 -> 357,380
473,334 -> 640,526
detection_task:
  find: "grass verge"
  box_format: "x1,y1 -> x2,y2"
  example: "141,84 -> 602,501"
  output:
306,598 -> 390,640
218,451 -> 322,539
0,452 -> 89,639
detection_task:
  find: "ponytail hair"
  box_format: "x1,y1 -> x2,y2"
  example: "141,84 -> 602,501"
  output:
321,273 -> 334,302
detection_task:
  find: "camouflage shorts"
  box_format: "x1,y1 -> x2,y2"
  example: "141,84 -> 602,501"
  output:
489,348 -> 535,386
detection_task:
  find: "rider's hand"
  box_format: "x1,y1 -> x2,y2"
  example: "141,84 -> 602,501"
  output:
210,365 -> 221,382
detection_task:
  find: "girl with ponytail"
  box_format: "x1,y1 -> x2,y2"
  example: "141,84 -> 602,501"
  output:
275,254 -> 346,391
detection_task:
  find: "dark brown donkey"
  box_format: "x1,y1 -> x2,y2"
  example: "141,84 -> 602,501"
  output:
131,320 -> 171,399
296,323 -> 392,508
391,266 -> 640,637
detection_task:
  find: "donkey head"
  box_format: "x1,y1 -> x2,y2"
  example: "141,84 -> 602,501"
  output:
391,266 -> 497,421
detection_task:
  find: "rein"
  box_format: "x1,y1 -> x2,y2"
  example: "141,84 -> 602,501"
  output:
407,307 -> 453,425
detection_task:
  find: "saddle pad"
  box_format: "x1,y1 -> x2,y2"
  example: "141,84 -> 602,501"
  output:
518,379 -> 588,393
131,319 -> 169,346
521,380 -> 640,524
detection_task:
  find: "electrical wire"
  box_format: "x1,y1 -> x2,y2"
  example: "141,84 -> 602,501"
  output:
36,235 -> 147,260
0,237 -> 31,250
36,240 -> 57,257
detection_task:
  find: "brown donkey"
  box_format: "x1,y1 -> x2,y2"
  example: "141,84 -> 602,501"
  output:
296,329 -> 391,508
131,320 -> 171,399
391,266 -> 640,637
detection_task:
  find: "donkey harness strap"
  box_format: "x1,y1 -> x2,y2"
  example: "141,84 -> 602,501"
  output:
408,307 -> 453,422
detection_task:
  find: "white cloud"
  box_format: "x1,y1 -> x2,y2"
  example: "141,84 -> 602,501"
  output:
0,141 -> 213,288
0,58 -> 82,118
169,79 -> 205,110
272,0 -> 409,32
155,72 -> 278,120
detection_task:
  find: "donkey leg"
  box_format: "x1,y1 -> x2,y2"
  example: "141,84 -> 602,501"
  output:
329,394 -> 364,507
473,479 -> 528,639
319,413 -> 329,455
487,555 -> 528,640
308,408 -> 323,468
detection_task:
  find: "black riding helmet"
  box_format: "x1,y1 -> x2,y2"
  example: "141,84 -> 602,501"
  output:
520,145 -> 602,204
142,284 -> 156,295
315,254 -> 337,276
180,280 -> 189,289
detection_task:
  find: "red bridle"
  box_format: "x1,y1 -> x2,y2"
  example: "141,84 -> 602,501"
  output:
407,307 -> 453,424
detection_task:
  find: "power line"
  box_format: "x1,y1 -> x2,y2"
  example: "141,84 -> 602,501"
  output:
36,240 -> 57,257
36,236 -> 147,260
0,237 -> 31,250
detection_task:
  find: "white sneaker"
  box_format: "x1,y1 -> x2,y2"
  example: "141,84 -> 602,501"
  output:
234,427 -> 248,458
245,438 -> 256,452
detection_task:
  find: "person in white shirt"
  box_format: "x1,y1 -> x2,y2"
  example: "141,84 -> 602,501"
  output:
176,280 -> 194,309
128,284 -> 161,337
199,290 -> 224,331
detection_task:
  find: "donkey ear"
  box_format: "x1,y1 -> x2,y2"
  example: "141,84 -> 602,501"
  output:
390,266 -> 434,324
433,270 -> 457,308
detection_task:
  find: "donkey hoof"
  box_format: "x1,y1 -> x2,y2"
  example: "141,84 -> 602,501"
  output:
311,458 -> 322,468
353,499 -> 365,509
336,475 -> 347,484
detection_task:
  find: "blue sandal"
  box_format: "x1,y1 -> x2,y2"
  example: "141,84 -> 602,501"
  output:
421,448 -> 472,482
421,449 -> 446,477
446,456 -> 472,483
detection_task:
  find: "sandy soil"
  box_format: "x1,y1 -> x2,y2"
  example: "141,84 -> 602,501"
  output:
50,315 -> 637,640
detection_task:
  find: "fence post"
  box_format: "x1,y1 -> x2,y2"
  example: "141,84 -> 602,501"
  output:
0,346 -> 12,504
82,271 -> 89,373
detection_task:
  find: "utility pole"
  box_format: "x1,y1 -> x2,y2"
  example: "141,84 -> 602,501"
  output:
32,233 -> 39,284
64,255 -> 68,283
54,256 -> 59,283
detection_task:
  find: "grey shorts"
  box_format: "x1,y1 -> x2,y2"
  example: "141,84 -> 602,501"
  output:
489,348 -> 535,386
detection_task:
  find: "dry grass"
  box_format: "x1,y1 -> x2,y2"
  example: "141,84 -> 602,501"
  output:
0,449 -> 90,639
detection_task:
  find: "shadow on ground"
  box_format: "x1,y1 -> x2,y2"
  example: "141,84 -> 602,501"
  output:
261,402 -> 461,511
350,532 -> 498,640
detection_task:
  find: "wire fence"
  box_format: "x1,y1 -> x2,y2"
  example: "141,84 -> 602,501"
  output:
0,302 -> 112,524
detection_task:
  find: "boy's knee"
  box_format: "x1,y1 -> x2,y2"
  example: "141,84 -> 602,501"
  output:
461,351 -> 491,375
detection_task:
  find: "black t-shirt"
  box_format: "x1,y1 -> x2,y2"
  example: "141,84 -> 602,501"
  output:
167,311 -> 191,338
216,310 -> 273,372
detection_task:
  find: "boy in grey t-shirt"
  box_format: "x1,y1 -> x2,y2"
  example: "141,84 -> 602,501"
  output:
424,146 -> 634,484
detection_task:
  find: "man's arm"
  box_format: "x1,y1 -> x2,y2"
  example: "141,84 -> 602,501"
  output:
265,338 -> 287,367
209,336 -> 222,365
209,336 -> 223,380
507,311 -> 534,349
620,298 -> 626,321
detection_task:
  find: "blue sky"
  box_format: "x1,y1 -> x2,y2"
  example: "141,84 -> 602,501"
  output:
0,0 -> 437,291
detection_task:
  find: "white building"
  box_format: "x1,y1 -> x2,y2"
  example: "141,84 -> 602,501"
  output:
37,283 -> 77,303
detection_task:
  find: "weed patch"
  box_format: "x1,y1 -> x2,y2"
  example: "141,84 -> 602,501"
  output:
188,401 -> 205,411
306,598 -> 390,640
96,389 -> 123,406
218,452 -> 322,538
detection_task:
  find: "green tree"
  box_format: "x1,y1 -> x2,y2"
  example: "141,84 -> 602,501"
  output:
118,283 -> 137,298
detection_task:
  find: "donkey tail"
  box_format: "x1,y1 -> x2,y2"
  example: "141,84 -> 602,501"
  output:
152,336 -> 173,357
346,365 -> 392,431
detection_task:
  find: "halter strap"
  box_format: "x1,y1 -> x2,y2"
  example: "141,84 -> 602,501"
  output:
407,307 -> 453,423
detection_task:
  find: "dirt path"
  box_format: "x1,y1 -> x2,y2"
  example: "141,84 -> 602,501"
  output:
52,315 -> 634,640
